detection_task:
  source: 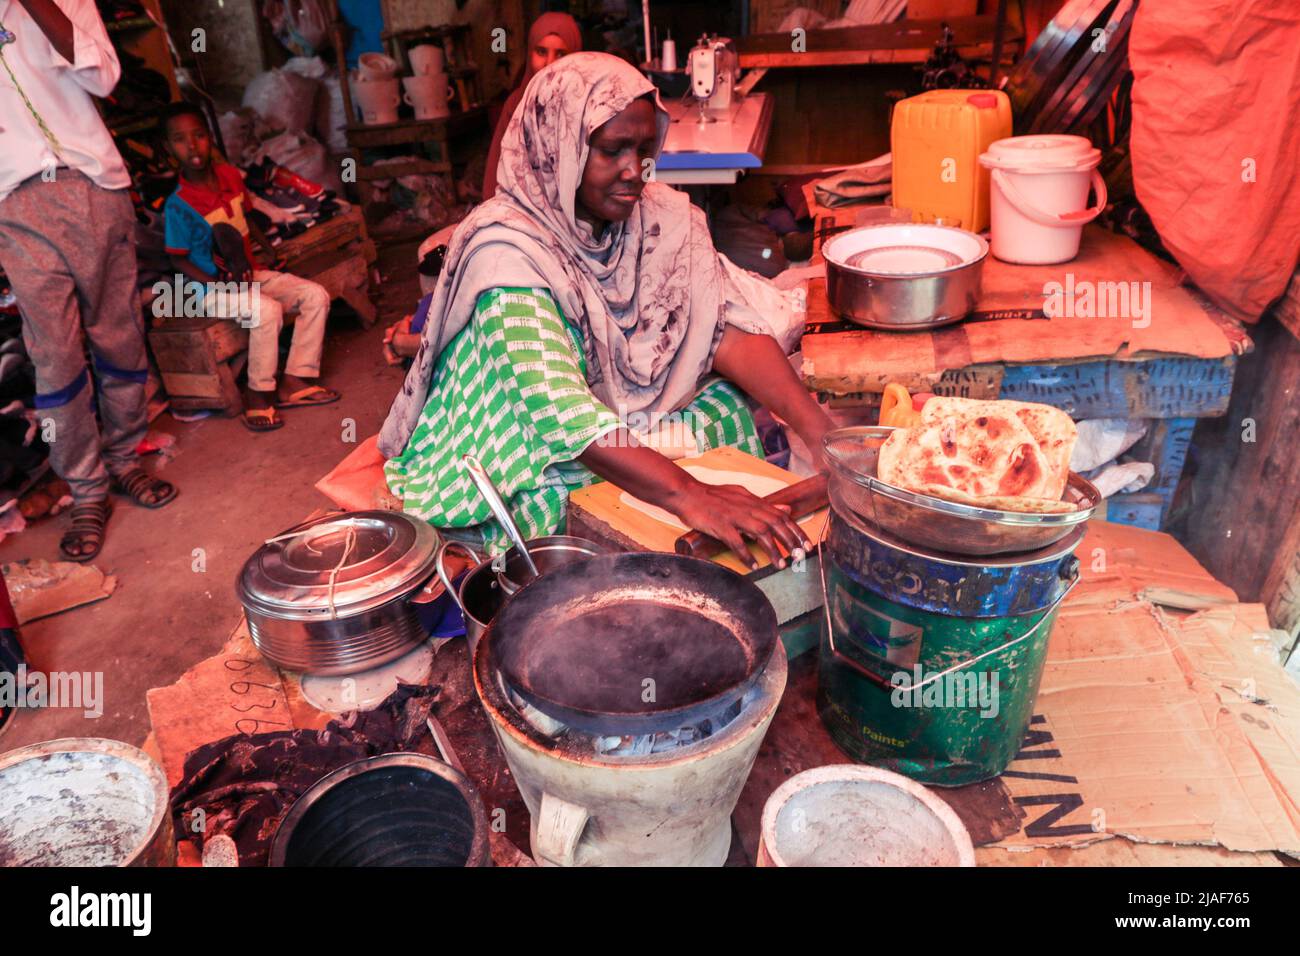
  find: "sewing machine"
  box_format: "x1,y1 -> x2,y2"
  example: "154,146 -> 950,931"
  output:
686,34 -> 737,124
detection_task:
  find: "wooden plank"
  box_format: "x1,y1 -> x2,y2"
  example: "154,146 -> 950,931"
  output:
737,15 -> 1011,68
567,447 -> 827,578
357,159 -> 452,181
1184,318 -> 1300,634
158,372 -> 224,400
203,319 -> 250,364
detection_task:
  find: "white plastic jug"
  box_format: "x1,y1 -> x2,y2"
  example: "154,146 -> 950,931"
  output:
979,134 -> 1106,264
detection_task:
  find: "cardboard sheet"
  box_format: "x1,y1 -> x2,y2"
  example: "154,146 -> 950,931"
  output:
990,522 -> 1300,855
145,620 -> 292,789
802,225 -> 1238,395
2,559 -> 117,624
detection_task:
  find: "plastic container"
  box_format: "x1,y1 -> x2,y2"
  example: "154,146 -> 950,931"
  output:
890,89 -> 1012,232
979,134 -> 1106,264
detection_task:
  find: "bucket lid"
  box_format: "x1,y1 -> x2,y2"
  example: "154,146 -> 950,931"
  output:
979,134 -> 1101,172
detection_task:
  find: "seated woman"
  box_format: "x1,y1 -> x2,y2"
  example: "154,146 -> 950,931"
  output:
380,53 -> 832,569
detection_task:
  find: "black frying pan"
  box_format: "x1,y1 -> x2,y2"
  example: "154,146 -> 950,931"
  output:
480,552 -> 779,737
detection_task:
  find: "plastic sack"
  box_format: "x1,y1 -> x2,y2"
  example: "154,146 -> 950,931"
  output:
1069,418 -> 1148,473
1130,1 -> 1300,321
281,55 -> 328,80
241,67 -> 320,135
315,76 -> 349,152
217,108 -> 258,166
252,130 -> 344,194
263,0 -> 329,57
314,435 -> 400,512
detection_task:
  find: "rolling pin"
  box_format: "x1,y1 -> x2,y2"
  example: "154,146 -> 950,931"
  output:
673,472 -> 829,561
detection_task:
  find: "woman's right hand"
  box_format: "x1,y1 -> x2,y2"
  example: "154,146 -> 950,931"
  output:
670,480 -> 811,571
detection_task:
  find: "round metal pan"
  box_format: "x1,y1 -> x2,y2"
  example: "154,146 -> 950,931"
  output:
480,552 -> 779,736
824,426 -> 1099,556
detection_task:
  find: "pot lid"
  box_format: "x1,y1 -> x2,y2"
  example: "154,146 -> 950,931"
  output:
979,134 -> 1101,172
237,511 -> 439,619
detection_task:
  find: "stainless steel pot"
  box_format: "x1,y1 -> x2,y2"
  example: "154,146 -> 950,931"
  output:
823,223 -> 989,331
495,535 -> 607,595
435,540 -> 500,658
435,535 -> 608,655
0,738 -> 175,867
236,511 -> 443,676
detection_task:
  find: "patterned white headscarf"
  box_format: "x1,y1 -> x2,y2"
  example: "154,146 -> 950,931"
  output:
379,52 -> 744,458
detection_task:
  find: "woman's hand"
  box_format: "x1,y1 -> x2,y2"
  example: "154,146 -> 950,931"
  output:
668,480 -> 811,571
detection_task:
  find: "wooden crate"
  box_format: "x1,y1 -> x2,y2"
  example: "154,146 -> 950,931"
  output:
277,206 -> 379,327
147,318 -> 248,416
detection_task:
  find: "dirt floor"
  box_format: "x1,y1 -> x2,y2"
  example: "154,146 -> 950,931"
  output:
0,242 -> 421,755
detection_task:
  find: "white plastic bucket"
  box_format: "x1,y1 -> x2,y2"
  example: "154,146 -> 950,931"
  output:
979,134 -> 1106,265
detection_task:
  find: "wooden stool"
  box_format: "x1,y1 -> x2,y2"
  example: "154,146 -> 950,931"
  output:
147,317 -> 249,417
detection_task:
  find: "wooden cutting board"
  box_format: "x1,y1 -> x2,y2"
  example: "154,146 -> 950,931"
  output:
566,448 -> 829,630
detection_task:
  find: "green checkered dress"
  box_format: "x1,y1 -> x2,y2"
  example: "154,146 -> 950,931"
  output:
385,287 -> 762,553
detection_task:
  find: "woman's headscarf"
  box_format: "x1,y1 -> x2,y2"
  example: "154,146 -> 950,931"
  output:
380,53 -> 754,458
483,12 -> 583,198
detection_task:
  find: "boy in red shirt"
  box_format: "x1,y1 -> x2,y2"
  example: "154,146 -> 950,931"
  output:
162,104 -> 340,431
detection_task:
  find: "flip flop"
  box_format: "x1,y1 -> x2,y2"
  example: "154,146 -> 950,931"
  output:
242,407 -> 284,431
276,385 -> 341,408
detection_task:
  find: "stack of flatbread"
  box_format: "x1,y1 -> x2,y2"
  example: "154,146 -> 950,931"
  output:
877,397 -> 1079,514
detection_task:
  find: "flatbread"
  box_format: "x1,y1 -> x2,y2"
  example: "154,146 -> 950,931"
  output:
876,397 -> 1080,513
921,397 -> 1077,494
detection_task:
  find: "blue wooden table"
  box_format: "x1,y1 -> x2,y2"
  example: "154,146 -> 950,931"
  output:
801,224 -> 1250,531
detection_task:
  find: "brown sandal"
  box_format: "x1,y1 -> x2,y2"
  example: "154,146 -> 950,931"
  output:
60,500 -> 113,563
111,466 -> 178,508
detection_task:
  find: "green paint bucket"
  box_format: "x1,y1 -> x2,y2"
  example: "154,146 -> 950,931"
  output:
817,504 -> 1082,786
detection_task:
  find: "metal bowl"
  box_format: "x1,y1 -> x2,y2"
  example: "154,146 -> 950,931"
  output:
496,535 -> 608,595
823,426 -> 1099,556
823,223 -> 989,331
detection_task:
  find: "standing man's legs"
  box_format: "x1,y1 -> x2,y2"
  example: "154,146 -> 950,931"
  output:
0,170 -> 176,558
73,183 -> 152,482
0,172 -> 132,503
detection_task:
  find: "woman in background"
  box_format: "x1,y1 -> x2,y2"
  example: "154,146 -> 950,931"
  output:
483,11 -> 583,198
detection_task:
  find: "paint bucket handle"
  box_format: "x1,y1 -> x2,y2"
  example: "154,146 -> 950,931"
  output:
819,531 -> 1080,688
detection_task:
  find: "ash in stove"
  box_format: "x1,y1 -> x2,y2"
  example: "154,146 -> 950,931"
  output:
503,677 -> 759,758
